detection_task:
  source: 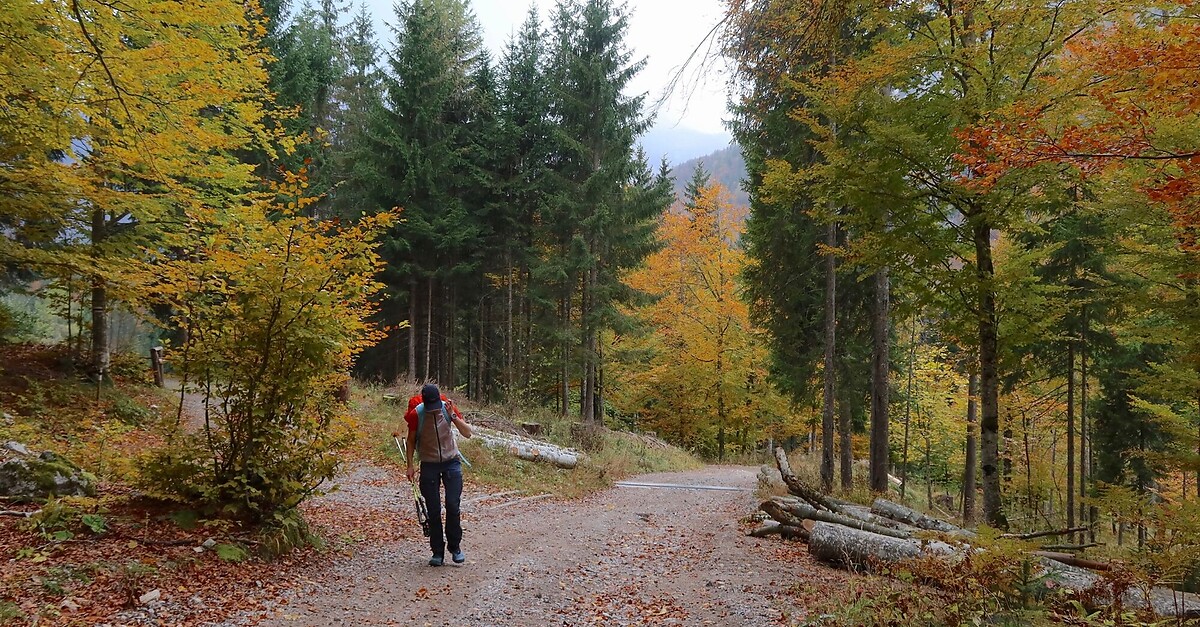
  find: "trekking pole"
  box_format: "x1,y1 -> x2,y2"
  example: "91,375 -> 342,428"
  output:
392,432 -> 430,537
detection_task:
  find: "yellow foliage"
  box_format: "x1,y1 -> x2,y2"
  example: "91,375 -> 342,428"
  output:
133,178 -> 396,517
0,0 -> 276,300
611,183 -> 792,457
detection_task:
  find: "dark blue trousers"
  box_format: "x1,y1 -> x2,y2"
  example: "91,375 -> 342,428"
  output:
419,458 -> 463,556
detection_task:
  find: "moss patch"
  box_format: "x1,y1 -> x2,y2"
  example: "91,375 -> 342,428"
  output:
0,452 -> 96,503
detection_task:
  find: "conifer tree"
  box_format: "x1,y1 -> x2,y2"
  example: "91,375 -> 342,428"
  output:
546,0 -> 669,421
360,0 -> 484,382
496,8 -> 555,393
329,4 -> 384,219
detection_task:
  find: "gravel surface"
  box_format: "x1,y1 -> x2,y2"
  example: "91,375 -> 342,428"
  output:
254,466 -> 810,627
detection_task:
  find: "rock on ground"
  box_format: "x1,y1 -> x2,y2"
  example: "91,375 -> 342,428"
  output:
0,442 -> 96,502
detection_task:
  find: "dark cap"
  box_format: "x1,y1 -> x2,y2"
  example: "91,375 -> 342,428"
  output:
421,383 -> 443,410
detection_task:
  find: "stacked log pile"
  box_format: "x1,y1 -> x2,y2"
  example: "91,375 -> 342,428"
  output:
750,447 -> 1200,619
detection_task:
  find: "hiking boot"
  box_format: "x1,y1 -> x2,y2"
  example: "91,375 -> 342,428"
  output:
451,550 -> 465,564
429,554 -> 444,567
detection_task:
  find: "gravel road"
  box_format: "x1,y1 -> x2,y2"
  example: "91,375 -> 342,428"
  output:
256,466 -> 809,627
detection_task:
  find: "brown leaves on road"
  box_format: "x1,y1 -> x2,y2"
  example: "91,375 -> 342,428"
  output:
575,585 -> 689,625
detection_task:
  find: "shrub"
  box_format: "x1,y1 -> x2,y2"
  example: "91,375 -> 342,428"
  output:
136,174 -> 395,520
24,496 -> 106,541
109,394 -> 151,426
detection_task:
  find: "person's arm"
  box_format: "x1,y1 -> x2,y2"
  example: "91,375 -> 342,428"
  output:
443,395 -> 464,420
452,415 -> 473,439
445,400 -> 473,438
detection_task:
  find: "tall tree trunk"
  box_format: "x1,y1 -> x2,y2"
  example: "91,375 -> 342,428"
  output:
581,267 -> 596,422
477,299 -> 487,403
522,266 -> 532,390
466,316 -> 474,399
1023,410 -> 1033,511
821,218 -> 837,493
90,208 -> 109,381
1067,341 -> 1076,539
974,219 -> 1007,528
902,317 -> 916,501
506,252 -> 514,393
1080,307 -> 1091,537
66,277 -> 74,359
870,267 -> 890,493
91,277 -> 108,380
408,280 -> 417,381
1003,419 -> 1014,488
717,326 -> 726,462
925,430 -> 933,511
393,300 -> 402,381
560,287 -> 570,416
424,278 -> 433,381
595,339 -> 604,426
447,286 -> 456,387
839,397 -> 852,490
964,370 -> 978,523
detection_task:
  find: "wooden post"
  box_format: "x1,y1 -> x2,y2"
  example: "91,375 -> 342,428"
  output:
150,346 -> 165,388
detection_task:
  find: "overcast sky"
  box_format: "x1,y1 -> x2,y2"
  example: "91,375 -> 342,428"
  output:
358,0 -> 731,137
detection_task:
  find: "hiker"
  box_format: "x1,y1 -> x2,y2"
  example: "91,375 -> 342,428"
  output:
404,383 -> 473,566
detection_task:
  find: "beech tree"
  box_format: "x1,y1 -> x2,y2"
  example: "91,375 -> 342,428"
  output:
613,180 -> 784,457
0,0 -> 275,378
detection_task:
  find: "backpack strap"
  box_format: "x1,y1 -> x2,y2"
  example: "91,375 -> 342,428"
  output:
415,403 -> 426,455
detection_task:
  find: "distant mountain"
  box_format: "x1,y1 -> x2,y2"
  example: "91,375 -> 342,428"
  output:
670,144 -> 749,208
638,126 -> 734,167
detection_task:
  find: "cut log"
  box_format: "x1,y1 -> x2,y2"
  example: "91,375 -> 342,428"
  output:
767,498 -> 912,540
807,521 -> 956,571
774,447 -> 839,512
871,498 -> 973,536
1038,559 -> 1200,618
854,460 -> 903,492
837,503 -> 918,533
805,522 -> 1200,619
761,500 -> 807,528
1038,543 -> 1102,552
748,522 -> 808,541
1001,526 -> 1088,540
460,427 -> 579,469
1032,551 -> 1111,571
757,464 -> 787,494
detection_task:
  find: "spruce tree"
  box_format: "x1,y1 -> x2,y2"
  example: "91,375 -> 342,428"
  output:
259,0 -> 346,197
497,7 -> 555,393
546,0 -> 670,422
329,4 -> 384,220
359,0 -> 484,381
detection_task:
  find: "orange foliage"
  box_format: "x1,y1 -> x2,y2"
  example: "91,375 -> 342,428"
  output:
960,2 -> 1200,250
613,183 -> 791,453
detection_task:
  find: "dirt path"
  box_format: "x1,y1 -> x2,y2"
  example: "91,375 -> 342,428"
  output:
255,466 -> 816,627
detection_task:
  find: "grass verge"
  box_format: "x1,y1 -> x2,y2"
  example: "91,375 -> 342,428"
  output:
348,383 -> 701,499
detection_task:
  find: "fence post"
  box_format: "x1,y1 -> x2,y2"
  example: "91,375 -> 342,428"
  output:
150,346 -> 165,388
